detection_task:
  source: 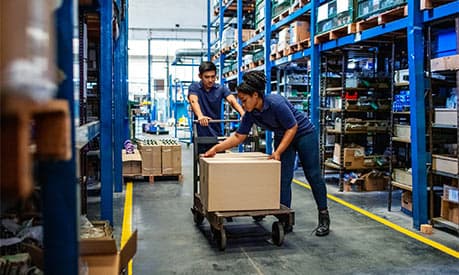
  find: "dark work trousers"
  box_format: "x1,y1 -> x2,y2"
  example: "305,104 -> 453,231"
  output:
275,129 -> 328,210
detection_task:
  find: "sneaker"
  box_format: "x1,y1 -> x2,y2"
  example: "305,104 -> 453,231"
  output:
315,210 -> 330,237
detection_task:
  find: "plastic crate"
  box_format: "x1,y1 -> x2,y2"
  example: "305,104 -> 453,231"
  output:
432,28 -> 457,58
356,0 -> 406,21
272,0 -> 292,18
316,0 -> 355,34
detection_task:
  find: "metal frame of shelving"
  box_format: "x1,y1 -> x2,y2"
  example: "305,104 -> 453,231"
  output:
208,0 -> 458,230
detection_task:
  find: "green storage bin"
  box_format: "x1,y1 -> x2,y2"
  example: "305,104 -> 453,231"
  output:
316,0 -> 356,34
356,0 -> 406,20
272,0 -> 292,18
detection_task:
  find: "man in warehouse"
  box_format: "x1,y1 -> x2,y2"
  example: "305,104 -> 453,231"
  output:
188,61 -> 245,153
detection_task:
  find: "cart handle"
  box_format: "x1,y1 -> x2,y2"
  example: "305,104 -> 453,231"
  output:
192,119 -> 240,124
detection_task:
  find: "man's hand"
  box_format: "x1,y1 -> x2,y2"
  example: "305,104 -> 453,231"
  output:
268,151 -> 281,161
198,116 -> 211,126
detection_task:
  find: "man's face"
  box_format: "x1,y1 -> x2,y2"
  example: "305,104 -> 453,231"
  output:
199,70 -> 216,91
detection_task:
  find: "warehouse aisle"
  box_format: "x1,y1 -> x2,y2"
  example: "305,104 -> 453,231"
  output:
123,144 -> 458,274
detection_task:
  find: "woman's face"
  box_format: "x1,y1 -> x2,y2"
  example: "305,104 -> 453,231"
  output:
238,92 -> 260,112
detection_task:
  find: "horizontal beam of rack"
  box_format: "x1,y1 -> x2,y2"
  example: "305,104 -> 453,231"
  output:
76,121 -> 100,150
423,2 -> 459,23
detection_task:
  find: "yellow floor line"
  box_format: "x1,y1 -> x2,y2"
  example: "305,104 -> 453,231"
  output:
293,179 -> 459,259
121,182 -> 133,275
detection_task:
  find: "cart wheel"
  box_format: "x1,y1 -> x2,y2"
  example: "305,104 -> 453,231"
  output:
272,221 -> 284,246
214,228 -> 227,251
252,215 -> 266,222
193,211 -> 204,226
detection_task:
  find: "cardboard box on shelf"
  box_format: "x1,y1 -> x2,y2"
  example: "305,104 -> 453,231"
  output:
401,191 -> 412,212
434,108 -> 457,127
333,143 -> 365,169
394,124 -> 410,139
234,29 -> 255,43
290,20 -> 310,44
440,198 -> 459,225
80,230 -> 138,275
161,144 -> 181,175
122,149 -> 142,176
432,154 -> 458,175
392,168 -> 412,186
199,157 -> 280,212
138,144 -> 162,176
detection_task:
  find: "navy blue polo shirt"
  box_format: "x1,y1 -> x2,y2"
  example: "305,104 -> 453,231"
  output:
237,94 -> 314,140
188,81 -> 231,136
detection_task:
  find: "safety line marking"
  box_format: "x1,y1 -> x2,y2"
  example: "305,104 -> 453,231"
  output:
293,179 -> 459,259
121,182 -> 134,274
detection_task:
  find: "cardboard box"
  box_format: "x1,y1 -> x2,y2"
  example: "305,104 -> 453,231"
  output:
430,54 -> 459,72
401,191 -> 412,212
138,144 -> 162,176
362,171 -> 388,191
394,124 -> 410,139
122,149 -> 142,176
161,144 -> 181,175
440,198 -> 459,225
290,20 -> 310,44
234,29 -> 255,43
333,143 -> 365,169
80,230 -> 138,275
199,157 -> 280,212
392,168 -> 412,186
432,154 -> 458,175
213,152 -> 269,159
434,108 -> 457,127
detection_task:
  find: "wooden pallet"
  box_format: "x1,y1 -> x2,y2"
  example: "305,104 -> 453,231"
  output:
356,5 -> 408,32
421,0 -> 456,10
314,23 -> 356,45
1,95 -> 71,199
272,8 -> 290,24
255,25 -> 265,35
292,39 -> 310,52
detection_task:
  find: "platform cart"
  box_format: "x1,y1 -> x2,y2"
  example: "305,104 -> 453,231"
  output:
190,120 -> 295,250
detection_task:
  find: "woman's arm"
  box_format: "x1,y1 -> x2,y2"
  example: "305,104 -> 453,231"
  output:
269,124 -> 298,161
203,132 -> 247,157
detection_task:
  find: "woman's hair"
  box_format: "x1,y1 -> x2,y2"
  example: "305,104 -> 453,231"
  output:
236,71 -> 266,98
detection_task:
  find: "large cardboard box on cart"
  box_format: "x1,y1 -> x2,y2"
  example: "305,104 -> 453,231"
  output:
199,155 -> 280,212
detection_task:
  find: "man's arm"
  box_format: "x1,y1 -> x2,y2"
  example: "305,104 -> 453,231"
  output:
188,94 -> 211,126
225,94 -> 245,117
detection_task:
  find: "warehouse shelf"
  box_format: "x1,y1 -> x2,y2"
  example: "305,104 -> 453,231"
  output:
76,121 -> 101,150
391,180 -> 413,192
271,3 -> 311,32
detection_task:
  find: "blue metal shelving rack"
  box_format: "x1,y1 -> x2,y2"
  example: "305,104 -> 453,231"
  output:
41,1 -> 79,273
207,0 -> 459,230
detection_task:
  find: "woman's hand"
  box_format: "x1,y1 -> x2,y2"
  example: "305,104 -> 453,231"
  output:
268,151 -> 281,161
203,147 -> 217,157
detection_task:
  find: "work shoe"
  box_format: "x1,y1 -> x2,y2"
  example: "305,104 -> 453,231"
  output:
315,210 -> 330,237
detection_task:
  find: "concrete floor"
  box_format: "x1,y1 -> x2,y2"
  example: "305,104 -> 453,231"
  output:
89,142 -> 459,274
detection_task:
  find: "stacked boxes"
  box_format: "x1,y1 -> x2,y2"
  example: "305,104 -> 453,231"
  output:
135,139 -> 182,176
199,152 -> 280,212
138,141 -> 162,176
161,140 -> 182,175
289,21 -> 310,44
